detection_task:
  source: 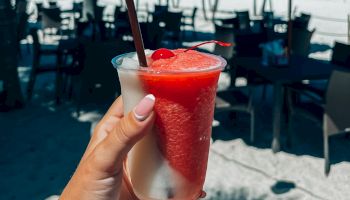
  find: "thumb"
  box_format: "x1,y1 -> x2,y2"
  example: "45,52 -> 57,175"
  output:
87,94 -> 156,175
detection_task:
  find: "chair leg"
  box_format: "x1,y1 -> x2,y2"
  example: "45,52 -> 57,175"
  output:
261,85 -> 267,101
324,133 -> 330,176
27,68 -> 37,100
250,110 -> 255,143
286,113 -> 293,149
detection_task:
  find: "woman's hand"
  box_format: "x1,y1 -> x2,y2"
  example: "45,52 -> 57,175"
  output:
60,95 -> 155,200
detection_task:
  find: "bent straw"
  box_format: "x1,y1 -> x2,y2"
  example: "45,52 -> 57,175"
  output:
125,0 -> 148,67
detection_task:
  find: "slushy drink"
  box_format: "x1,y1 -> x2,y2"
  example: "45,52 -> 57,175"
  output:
112,49 -> 226,200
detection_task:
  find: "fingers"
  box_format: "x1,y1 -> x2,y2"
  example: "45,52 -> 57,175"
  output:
101,96 -> 124,123
86,94 -> 156,175
81,97 -> 124,163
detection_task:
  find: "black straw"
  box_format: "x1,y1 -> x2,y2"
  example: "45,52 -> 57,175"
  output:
125,0 -> 148,67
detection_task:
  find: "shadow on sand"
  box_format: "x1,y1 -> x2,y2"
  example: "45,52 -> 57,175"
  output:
0,97 -> 98,199
212,91 -> 350,168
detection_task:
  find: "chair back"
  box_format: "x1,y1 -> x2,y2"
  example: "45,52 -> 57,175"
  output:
79,40 -> 134,102
41,7 -> 61,29
140,22 -> 164,49
29,28 -> 40,55
262,11 -> 274,29
235,11 -> 250,31
36,3 -> 43,13
234,31 -> 266,57
94,5 -> 105,22
324,69 -> 350,134
331,42 -> 350,68
154,5 -> 168,13
291,27 -> 314,56
293,13 -> 311,29
17,12 -> 29,41
73,2 -> 83,18
163,11 -> 183,33
29,28 -> 41,68
191,7 -> 198,20
214,23 -> 234,59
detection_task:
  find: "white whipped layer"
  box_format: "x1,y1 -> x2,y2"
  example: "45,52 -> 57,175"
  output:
120,49 -> 154,70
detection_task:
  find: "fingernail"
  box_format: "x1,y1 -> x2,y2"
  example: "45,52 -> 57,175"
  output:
133,94 -> 155,121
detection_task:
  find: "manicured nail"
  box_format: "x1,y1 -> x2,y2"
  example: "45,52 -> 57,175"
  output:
134,94 -> 155,121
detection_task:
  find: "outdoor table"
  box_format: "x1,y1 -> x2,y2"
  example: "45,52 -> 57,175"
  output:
236,55 -> 335,152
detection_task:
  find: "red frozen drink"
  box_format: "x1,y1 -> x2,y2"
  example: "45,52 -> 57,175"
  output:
112,48 -> 226,200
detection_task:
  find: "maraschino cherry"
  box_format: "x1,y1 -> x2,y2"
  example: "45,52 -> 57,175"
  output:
151,48 -> 175,60
151,41 -> 232,61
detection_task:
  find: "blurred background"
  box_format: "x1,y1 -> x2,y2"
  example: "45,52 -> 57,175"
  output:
0,0 -> 349,199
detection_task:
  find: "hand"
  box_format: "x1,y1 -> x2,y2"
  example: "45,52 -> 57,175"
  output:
60,95 -> 155,200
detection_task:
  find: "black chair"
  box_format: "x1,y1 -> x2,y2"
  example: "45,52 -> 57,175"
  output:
235,11 -> 251,31
291,27 -> 315,56
40,7 -> 63,37
74,40 -> 134,115
233,31 -> 269,99
140,22 -> 164,49
234,31 -> 267,57
114,10 -> 131,38
27,28 -> 78,103
27,28 -> 60,102
154,5 -> 168,14
35,3 -> 43,21
214,23 -> 234,62
286,69 -> 350,175
162,11 -> 183,47
17,11 -> 30,55
181,7 -> 198,38
262,11 -> 274,29
331,42 -> 350,68
293,13 -> 311,29
290,41 -> 350,100
215,72 -> 256,143
72,2 -> 83,19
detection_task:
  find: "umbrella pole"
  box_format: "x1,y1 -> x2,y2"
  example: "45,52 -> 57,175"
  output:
253,0 -> 257,16
287,0 -> 292,58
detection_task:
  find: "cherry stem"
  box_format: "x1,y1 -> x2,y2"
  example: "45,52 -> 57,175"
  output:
184,40 -> 233,52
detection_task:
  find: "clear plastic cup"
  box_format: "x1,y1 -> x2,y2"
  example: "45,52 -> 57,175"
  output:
112,52 -> 226,200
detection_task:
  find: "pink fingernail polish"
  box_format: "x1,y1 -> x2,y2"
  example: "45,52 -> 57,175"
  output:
134,94 -> 155,121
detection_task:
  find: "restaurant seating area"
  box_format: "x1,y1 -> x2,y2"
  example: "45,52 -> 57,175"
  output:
1,0 -> 350,199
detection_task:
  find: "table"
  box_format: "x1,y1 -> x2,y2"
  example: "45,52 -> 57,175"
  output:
236,56 -> 335,152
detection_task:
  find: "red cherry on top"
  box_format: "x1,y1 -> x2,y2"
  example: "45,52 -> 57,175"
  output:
151,48 -> 175,60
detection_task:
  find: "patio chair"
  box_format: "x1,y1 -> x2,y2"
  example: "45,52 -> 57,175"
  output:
286,69 -> 350,175
233,31 -> 269,99
72,2 -> 83,18
17,11 -> 30,55
262,11 -> 274,29
40,7 -> 62,38
293,13 -> 311,29
140,22 -> 164,49
331,42 -> 350,68
74,40 -> 134,115
181,7 -> 198,38
291,27 -> 315,56
27,28 -> 78,103
235,11 -> 251,31
27,28 -> 57,101
290,41 -> 350,100
114,10 -> 131,38
162,11 -> 183,47
215,78 -> 256,143
154,5 -> 168,14
214,23 -> 234,61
